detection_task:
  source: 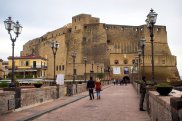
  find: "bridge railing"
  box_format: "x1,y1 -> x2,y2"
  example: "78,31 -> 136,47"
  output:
132,80 -> 182,121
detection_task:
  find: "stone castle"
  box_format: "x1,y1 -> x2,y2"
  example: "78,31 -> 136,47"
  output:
21,14 -> 179,82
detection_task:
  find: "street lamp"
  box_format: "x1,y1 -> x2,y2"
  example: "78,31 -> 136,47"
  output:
97,65 -> 99,73
83,57 -> 87,82
138,49 -> 142,80
146,9 -> 158,82
4,17 -> 22,87
90,61 -> 94,77
140,38 -> 146,77
51,40 -> 59,85
71,51 -> 77,92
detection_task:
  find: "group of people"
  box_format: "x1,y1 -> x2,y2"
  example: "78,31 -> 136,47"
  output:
86,77 -> 102,100
86,75 -> 147,112
113,76 -> 129,86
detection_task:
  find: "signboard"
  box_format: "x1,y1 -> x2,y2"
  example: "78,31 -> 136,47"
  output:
124,67 -> 129,74
56,74 -> 64,85
113,67 -> 120,74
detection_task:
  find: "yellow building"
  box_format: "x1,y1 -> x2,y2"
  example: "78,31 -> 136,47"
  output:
0,59 -> 3,79
8,55 -> 47,79
2,61 -> 8,79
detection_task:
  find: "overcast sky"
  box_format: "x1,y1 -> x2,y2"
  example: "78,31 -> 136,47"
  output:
0,0 -> 182,76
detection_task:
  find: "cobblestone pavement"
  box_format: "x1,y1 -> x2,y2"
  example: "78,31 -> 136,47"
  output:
34,84 -> 150,121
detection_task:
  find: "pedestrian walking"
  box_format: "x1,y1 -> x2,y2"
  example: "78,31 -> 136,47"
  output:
116,79 -> 119,85
119,78 -> 123,85
95,78 -> 102,99
87,77 -> 95,100
123,76 -> 128,85
139,76 -> 147,111
113,79 -> 116,85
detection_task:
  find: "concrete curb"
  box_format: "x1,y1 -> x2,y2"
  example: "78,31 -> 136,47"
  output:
17,95 -> 87,121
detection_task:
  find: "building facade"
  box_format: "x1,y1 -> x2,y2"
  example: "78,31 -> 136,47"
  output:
21,14 -> 179,82
8,55 -> 47,79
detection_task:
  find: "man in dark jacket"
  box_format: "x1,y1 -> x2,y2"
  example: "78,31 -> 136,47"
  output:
87,77 -> 95,100
139,76 -> 147,111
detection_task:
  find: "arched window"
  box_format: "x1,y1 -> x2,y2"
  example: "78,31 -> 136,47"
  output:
132,59 -> 135,64
124,59 -> 128,64
114,60 -> 119,64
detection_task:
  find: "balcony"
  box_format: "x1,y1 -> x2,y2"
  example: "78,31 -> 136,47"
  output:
31,65 -> 47,69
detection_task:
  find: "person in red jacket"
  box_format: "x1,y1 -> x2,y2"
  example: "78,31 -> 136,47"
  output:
95,78 -> 102,99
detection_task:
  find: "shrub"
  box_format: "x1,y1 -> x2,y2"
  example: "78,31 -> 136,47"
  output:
33,81 -> 43,88
97,73 -> 105,79
0,81 -> 9,88
154,83 -> 173,88
33,81 -> 43,84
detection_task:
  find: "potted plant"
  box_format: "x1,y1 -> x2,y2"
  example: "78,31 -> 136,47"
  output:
33,81 -> 43,88
155,83 -> 173,96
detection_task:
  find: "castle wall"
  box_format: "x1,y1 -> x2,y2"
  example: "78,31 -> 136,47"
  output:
20,14 -> 179,81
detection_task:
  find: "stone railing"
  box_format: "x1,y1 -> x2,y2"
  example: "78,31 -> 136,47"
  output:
0,90 -> 15,114
102,80 -> 113,86
21,85 -> 65,107
0,81 -> 112,115
132,81 -> 182,121
149,90 -> 182,121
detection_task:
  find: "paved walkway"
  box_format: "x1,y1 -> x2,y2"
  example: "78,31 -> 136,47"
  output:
1,84 -> 150,121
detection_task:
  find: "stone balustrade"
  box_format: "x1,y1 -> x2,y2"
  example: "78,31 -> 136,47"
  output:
0,90 -> 15,114
0,80 -> 112,115
132,81 -> 182,121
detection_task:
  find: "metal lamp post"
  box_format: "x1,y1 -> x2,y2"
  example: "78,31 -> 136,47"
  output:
134,56 -> 139,80
90,61 -> 94,77
97,65 -> 99,77
146,9 -> 158,82
140,38 -> 146,77
71,51 -> 77,92
4,17 -> 22,87
51,40 -> 59,85
83,57 -> 87,82
101,66 -> 103,73
138,49 -> 142,80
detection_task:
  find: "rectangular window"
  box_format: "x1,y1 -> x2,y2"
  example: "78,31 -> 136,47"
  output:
33,61 -> 36,68
56,66 -> 58,71
26,61 -> 29,66
162,60 -> 165,64
62,65 -> 64,70
124,67 -> 129,74
59,65 -> 61,71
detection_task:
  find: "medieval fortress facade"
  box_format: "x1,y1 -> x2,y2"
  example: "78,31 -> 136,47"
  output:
21,14 -> 179,82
